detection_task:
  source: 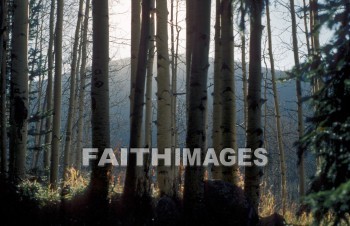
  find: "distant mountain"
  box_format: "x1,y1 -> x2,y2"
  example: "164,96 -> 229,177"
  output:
28,56 -> 314,200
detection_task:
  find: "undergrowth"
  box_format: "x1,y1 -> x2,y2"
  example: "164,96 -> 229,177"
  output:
16,167 -> 348,225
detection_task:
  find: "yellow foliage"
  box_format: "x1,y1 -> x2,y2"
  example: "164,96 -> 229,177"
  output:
63,167 -> 88,189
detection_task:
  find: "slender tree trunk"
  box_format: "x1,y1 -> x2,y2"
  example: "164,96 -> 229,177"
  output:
185,0 -> 194,123
184,0 -> 211,224
70,32 -> 83,166
174,0 -> 181,191
310,0 -> 324,175
34,96 -> 46,169
32,60 -> 44,170
44,0 -> 55,171
130,0 -> 141,119
143,0 -> 155,194
310,0 -> 320,55
156,0 -> 173,197
144,0 -> 155,152
9,0 -> 29,181
310,0 -> 323,93
241,0 -> 248,143
63,0 -> 84,181
290,0 -> 305,200
170,0 -> 179,196
28,15 -> 40,104
220,0 -> 238,184
302,0 -> 311,55
135,0 -> 153,197
211,0 -> 222,180
244,0 -> 264,212
0,0 -> 8,175
88,0 -> 111,222
75,0 -> 90,170
32,23 -> 45,170
50,0 -> 64,188
266,0 -> 288,213
263,64 -> 268,152
0,0 -> 4,66
124,0 -> 151,199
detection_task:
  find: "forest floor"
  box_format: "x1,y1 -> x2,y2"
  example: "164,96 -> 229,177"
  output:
0,169 -> 314,226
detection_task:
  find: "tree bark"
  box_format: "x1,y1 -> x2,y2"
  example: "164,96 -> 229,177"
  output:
302,0 -> 311,55
142,0 -> 155,195
0,0 -> 8,175
170,0 -> 180,196
89,0 -> 111,222
9,0 -> 29,181
32,52 -> 44,170
75,0 -> 90,170
184,0 -> 211,224
63,0 -> 84,181
244,0 -> 264,212
290,0 -> 305,200
156,0 -> 173,197
44,0 -> 55,171
221,0 -> 238,184
241,0 -> 248,145
70,30 -> 83,166
211,0 -> 222,180
130,0 -> 141,120
31,20 -> 45,170
185,0 -> 194,123
124,0 -> 151,199
50,0 -> 64,188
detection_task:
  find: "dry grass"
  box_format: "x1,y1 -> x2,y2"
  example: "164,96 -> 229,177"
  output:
259,188 -> 313,225
63,167 -> 88,189
19,168 -> 349,225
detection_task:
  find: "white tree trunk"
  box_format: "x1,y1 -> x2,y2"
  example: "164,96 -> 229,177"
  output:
221,0 -> 238,184
156,0 -> 173,197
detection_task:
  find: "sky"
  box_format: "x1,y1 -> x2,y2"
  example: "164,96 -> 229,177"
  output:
107,0 -> 333,71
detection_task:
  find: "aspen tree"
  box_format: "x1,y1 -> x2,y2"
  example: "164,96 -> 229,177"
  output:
50,0 -> 64,188
130,0 -> 141,119
75,0 -> 90,170
184,0 -> 211,223
9,0 -> 29,180
244,0 -> 264,212
142,0 -> 155,195
266,0 -> 288,213
44,0 -> 55,170
124,0 -> 151,198
63,0 -> 84,181
221,0 -> 238,184
211,0 -> 223,180
290,0 -> 305,199
89,0 -> 112,221
156,0 -> 173,196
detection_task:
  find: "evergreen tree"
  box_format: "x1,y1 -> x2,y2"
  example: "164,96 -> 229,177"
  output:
301,0 -> 350,223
